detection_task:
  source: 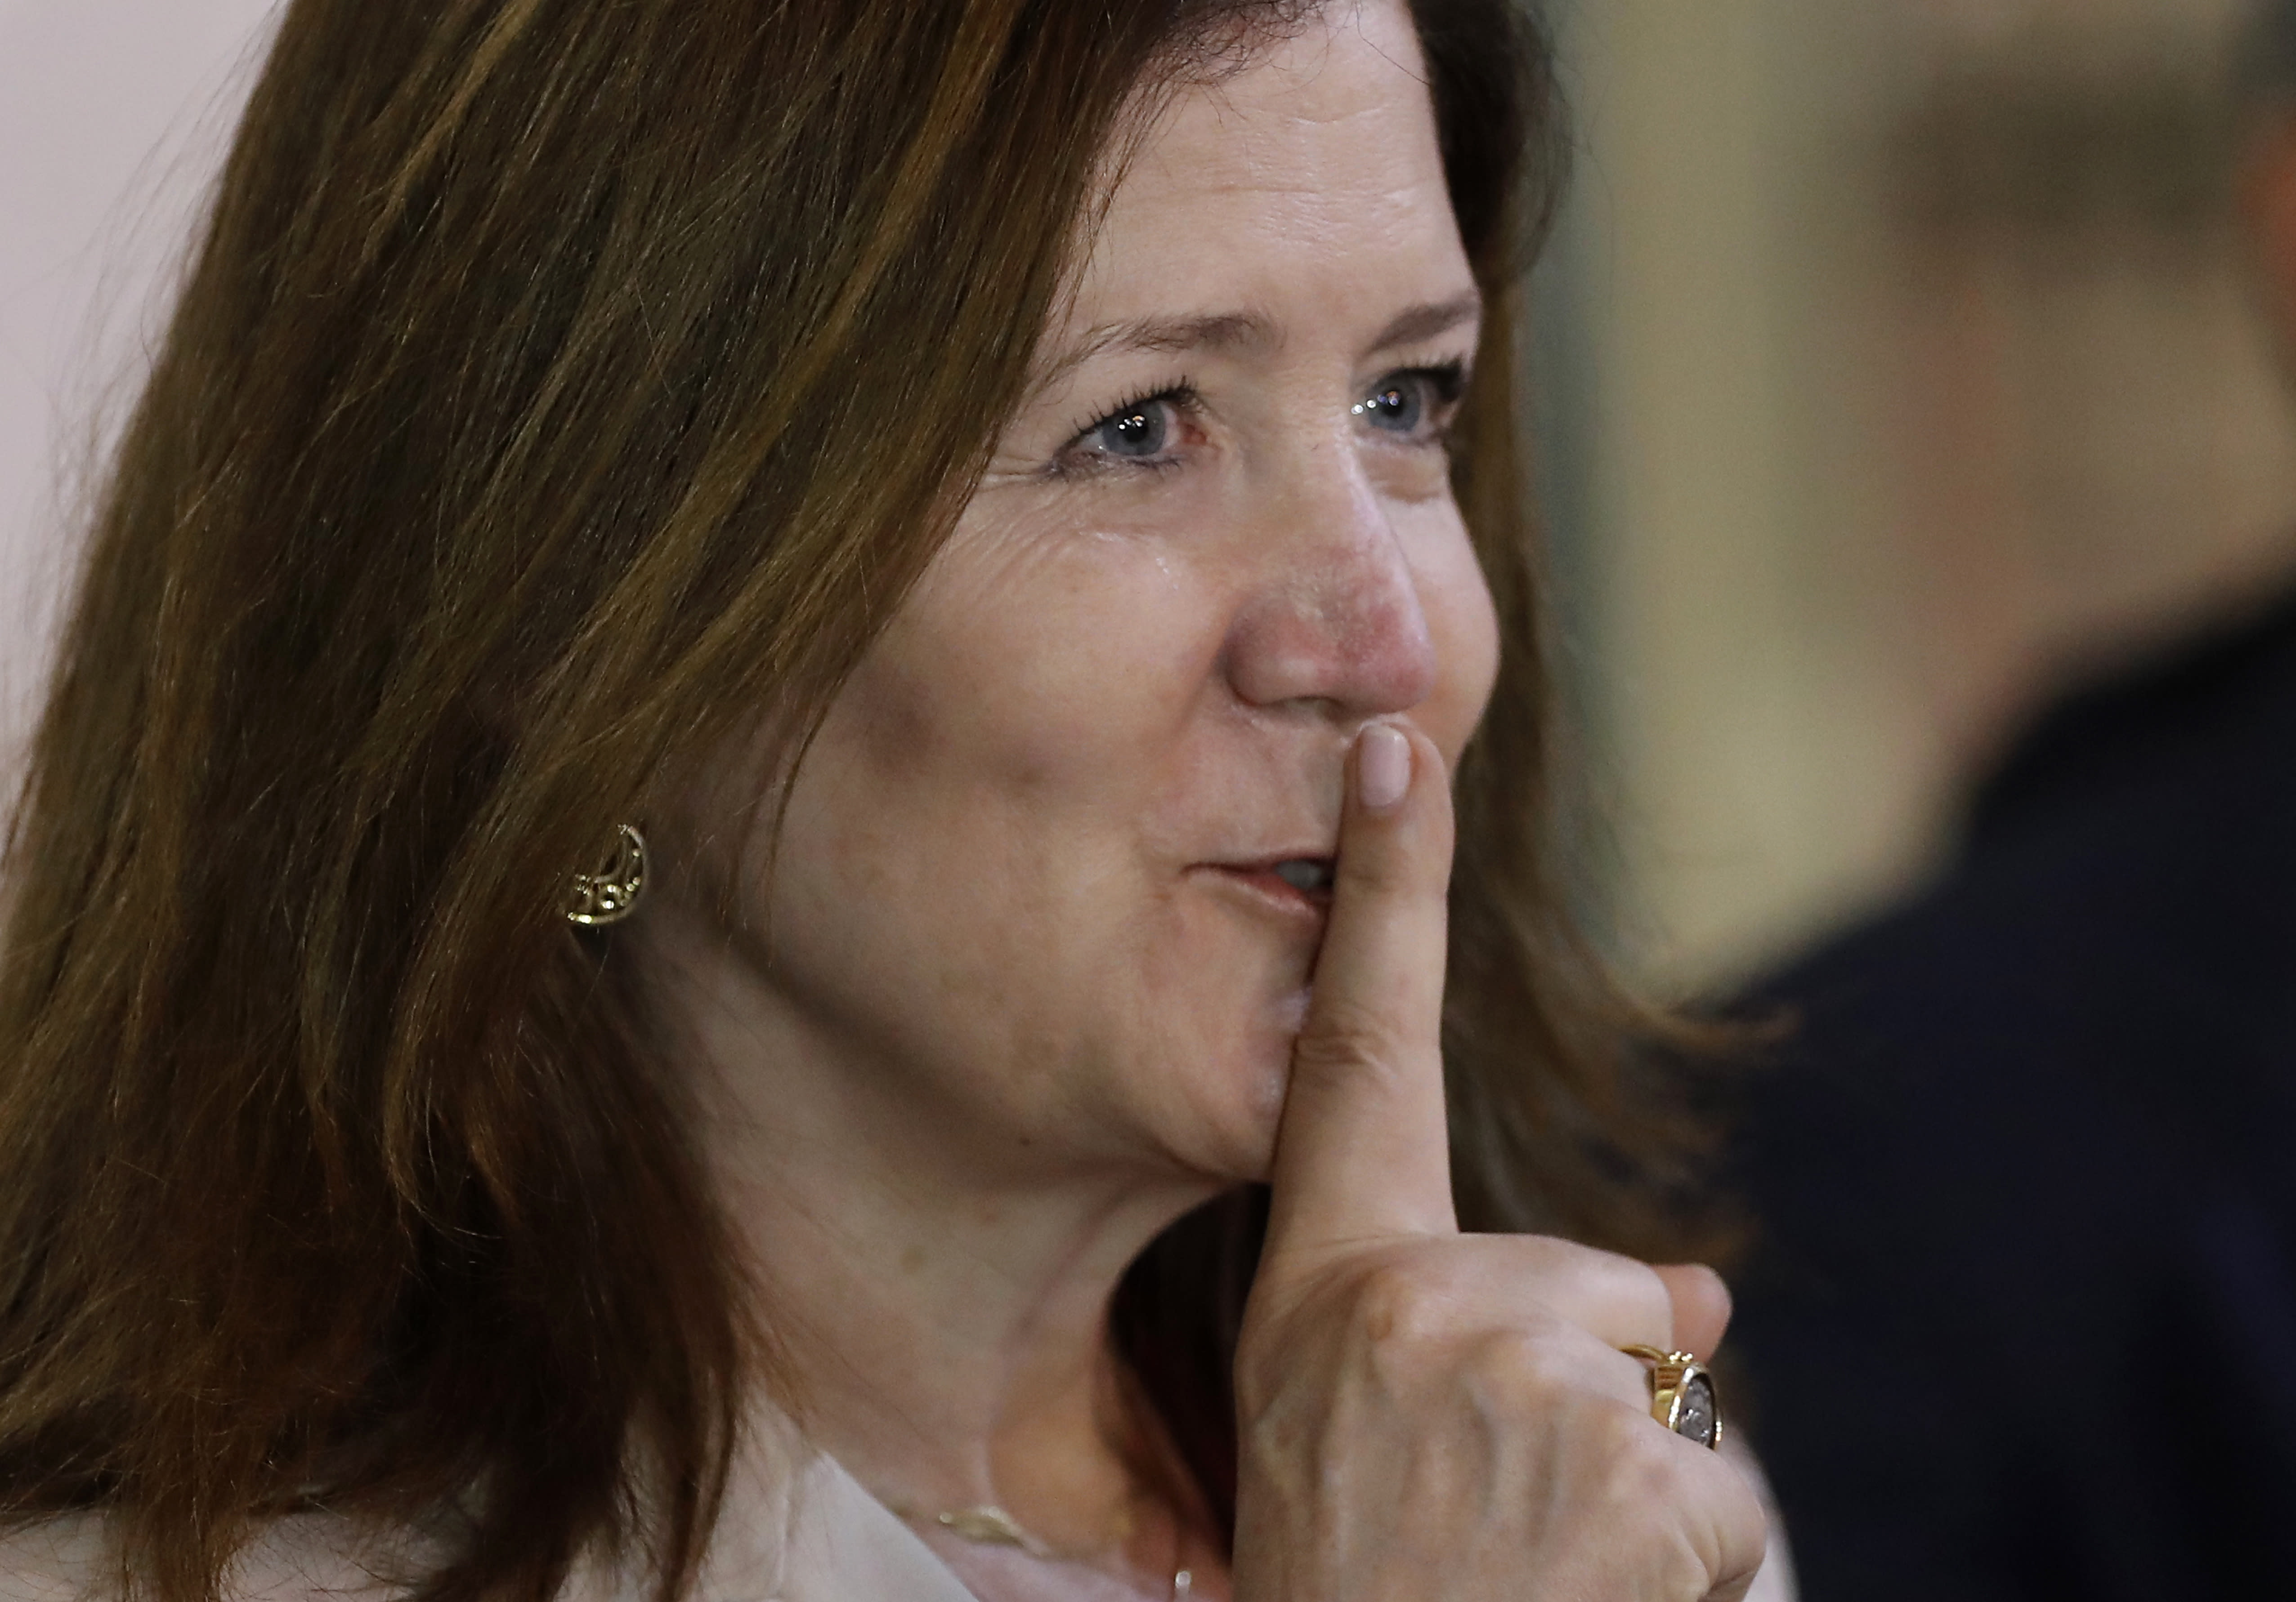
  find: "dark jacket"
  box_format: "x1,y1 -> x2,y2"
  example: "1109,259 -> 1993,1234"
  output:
1730,586 -> 2296,1602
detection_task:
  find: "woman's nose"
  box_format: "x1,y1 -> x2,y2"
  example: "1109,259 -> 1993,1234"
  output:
1220,468 -> 1441,718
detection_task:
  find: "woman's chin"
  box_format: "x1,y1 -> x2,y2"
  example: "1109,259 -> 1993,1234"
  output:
1157,995 -> 1305,1184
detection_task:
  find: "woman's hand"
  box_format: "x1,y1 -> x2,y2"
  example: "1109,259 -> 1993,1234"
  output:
1230,722 -> 1770,1602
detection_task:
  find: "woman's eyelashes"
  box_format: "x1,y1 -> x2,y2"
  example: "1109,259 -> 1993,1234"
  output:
1353,361 -> 1466,443
1050,361 -> 1470,479
1053,385 -> 1204,478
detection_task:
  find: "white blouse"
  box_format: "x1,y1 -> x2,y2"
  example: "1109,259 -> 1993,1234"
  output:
0,1438 -> 1796,1602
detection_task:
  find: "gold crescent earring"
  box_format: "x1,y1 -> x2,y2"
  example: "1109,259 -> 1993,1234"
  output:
565,823 -> 647,927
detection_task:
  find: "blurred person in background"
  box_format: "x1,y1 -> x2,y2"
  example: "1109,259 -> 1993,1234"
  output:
1727,4 -> 2296,1598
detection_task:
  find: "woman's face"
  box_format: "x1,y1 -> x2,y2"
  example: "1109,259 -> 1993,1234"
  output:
707,0 -> 1497,1187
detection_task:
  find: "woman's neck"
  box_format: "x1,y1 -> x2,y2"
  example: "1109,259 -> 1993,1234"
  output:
633,899 -> 1222,1586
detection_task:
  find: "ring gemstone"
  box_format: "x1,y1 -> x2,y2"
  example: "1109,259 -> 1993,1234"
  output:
1618,1345 -> 1723,1451
1672,1371 -> 1719,1448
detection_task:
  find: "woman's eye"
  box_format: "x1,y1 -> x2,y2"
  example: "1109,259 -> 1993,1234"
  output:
1354,381 -> 1423,432
1086,397 -> 1177,460
1352,366 -> 1464,440
1053,388 -> 1200,477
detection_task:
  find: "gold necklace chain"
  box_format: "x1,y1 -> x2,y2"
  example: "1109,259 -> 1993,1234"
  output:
910,1502 -> 1195,1599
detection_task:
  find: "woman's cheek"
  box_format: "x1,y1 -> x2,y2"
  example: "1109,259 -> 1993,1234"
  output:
919,522 -> 1226,792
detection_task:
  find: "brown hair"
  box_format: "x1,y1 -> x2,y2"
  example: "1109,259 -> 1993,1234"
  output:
0,2 -> 1710,1599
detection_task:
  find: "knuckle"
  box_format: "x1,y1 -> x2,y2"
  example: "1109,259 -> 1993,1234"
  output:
1334,852 -> 1428,903
1289,1012 -> 1412,1084
1459,1325 -> 1571,1411
1592,1394 -> 1676,1478
1589,1405 -> 1757,1531
1347,1254 -> 1455,1355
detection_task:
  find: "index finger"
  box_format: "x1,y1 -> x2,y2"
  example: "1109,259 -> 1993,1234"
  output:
1262,721 -> 1459,1264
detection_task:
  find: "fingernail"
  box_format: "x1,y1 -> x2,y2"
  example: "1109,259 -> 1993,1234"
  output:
1357,724 -> 1411,813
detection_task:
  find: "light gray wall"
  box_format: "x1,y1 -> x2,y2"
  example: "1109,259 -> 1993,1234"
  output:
0,0 -> 280,772
1552,0 -> 2296,990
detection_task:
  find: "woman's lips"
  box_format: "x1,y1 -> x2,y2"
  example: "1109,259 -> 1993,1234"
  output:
1199,856 -> 1337,916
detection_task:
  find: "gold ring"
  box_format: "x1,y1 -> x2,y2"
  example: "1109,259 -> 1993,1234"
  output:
1620,1346 -> 1722,1450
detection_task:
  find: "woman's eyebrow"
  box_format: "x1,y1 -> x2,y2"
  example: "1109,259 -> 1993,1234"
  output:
1031,291 -> 1486,399
1031,310 -> 1281,397
1368,291 -> 1482,354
